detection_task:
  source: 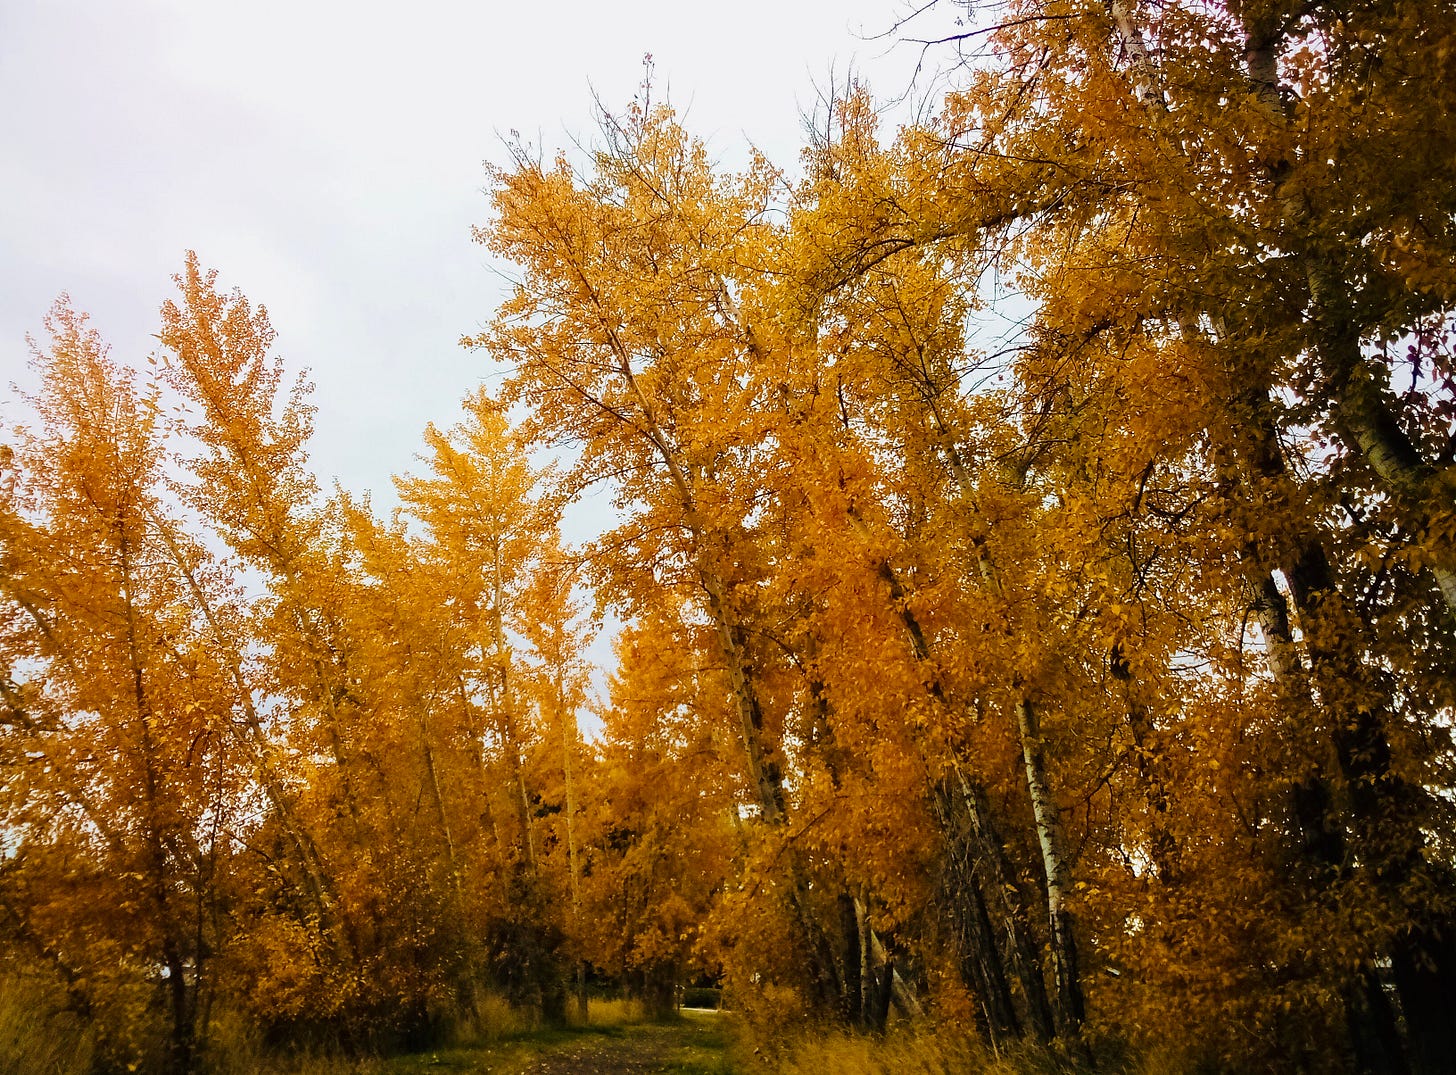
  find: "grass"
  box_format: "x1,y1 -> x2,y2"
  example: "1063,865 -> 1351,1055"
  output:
0,972 -> 95,1075
0,973 -> 736,1075
0,977 -> 1183,1075
762,1028 -> 1070,1075
370,1009 -> 735,1074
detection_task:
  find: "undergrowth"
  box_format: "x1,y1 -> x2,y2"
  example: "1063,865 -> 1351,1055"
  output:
0,972 -> 95,1075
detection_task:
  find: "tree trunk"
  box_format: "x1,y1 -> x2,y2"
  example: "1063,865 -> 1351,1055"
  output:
1233,389 -> 1456,1070
864,915 -> 923,1020
933,778 -> 1021,1048
559,677 -> 589,1025
855,509 -> 1054,1039
491,545 -> 538,874
1110,645 -> 1178,881
119,531 -> 196,1075
1311,274 -> 1456,625
892,424 -> 1088,1040
1015,697 -> 1085,1036
1390,922 -> 1456,1075
421,716 -> 465,908
838,893 -> 863,1024
641,964 -> 678,1020
951,766 -> 1057,1042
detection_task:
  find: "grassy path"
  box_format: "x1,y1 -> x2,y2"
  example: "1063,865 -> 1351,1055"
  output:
374,1011 -> 737,1074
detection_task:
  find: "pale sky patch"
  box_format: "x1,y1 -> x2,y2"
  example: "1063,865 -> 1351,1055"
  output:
2,0 -> 931,520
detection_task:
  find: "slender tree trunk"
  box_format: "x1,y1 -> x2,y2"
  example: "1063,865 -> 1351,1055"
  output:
933,778 -> 1021,1048
837,893 -> 863,1024
1231,384 -> 1456,1071
909,418 -> 1089,1039
149,508 -> 339,935
558,672 -> 589,1024
421,713 -> 464,908
615,356 -> 870,1018
118,530 -> 195,1075
1014,697 -> 1085,1035
696,565 -> 787,825
490,548 -> 538,874
1110,645 -> 1177,881
1130,43 -> 1444,1064
951,765 -> 1057,1042
860,912 -> 922,1020
852,505 -> 1055,1038
1308,267 -> 1456,625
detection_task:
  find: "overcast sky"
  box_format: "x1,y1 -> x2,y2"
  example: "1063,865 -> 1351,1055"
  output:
1,0 -> 935,527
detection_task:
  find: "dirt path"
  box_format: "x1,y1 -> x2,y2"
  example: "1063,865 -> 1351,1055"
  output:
375,1011 -> 735,1075
524,1015 -> 729,1074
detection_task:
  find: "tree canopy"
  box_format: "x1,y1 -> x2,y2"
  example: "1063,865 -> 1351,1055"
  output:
3,3 -> 1454,1071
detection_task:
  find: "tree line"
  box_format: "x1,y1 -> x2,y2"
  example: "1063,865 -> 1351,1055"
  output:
3,0 -> 1454,1071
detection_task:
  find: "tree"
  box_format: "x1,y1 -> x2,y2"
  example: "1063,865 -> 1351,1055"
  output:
159,256 -> 475,1044
0,302 -> 245,1072
475,93 -> 843,1003
788,2 -> 1456,1065
579,609 -> 738,1018
395,388 -> 584,1022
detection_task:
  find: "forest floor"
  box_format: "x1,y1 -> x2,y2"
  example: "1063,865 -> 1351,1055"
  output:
372,1010 -> 738,1074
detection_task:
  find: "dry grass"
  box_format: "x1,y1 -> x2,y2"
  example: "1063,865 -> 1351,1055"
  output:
0,973 -> 95,1075
462,987 -> 534,1040
752,1023 -> 1220,1075
758,1027 -> 994,1075
199,993 -> 661,1072
747,1023 -> 1127,1075
200,1006 -> 360,1075
580,996 -> 648,1027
